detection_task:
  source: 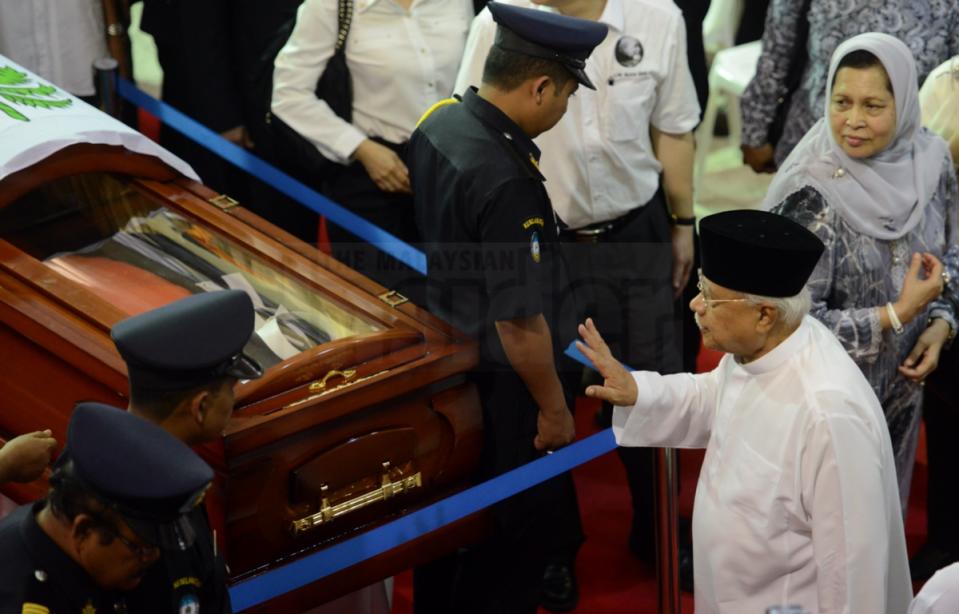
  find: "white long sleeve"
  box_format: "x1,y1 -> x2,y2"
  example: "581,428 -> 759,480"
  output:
612,368 -> 720,449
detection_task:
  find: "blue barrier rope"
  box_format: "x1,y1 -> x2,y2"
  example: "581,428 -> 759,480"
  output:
228,342 -> 614,609
116,78 -> 427,274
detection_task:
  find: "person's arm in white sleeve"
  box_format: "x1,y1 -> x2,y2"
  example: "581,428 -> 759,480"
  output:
576,318 -> 719,448
611,369 -> 719,448
453,7 -> 496,96
803,391 -> 911,614
271,0 -> 366,164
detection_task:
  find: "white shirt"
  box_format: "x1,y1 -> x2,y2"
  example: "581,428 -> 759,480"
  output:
272,0 -> 472,164
613,316 -> 912,614
0,0 -> 108,97
909,562 -> 959,614
453,0 -> 700,228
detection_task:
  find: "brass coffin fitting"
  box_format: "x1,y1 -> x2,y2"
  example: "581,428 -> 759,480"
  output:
207,194 -> 239,211
290,462 -> 423,535
309,369 -> 357,393
377,290 -> 409,308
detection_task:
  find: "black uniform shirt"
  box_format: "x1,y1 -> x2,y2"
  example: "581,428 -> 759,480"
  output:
409,88 -> 576,369
125,507 -> 231,614
0,502 -> 130,614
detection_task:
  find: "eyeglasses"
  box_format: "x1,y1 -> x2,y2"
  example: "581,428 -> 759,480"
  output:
696,270 -> 749,311
98,522 -> 159,560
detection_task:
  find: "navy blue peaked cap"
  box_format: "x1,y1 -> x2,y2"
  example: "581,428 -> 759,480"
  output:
63,402 -> 213,549
699,210 -> 824,298
111,290 -> 263,392
489,2 -> 608,89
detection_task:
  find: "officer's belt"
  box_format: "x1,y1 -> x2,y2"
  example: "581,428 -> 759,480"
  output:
558,203 -> 648,243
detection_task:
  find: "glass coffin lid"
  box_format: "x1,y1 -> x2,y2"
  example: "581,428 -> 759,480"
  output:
0,171 -> 380,374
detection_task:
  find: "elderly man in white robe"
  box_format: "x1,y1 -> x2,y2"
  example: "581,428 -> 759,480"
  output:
577,209 -> 912,614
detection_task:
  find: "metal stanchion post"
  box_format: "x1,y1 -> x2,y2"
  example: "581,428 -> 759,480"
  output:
655,447 -> 680,614
93,57 -> 120,118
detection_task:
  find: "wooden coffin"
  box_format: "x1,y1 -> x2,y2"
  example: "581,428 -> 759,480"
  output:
0,143 -> 487,607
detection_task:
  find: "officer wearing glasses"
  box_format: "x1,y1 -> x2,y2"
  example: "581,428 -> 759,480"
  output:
111,290 -> 263,614
0,402 -> 213,612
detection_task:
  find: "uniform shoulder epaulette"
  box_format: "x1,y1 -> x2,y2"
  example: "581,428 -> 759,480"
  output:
21,568 -> 52,614
416,95 -> 461,128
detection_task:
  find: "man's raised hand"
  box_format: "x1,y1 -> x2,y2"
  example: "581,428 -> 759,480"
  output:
575,318 -> 638,407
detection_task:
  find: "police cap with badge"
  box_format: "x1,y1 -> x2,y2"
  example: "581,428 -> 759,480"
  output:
488,2 -> 609,90
57,402 -> 214,550
111,290 -> 263,391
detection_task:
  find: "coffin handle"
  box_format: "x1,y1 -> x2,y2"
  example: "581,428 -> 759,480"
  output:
308,369 -> 357,393
290,461 -> 422,536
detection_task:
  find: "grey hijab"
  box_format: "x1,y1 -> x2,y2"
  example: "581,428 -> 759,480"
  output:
763,32 -> 949,240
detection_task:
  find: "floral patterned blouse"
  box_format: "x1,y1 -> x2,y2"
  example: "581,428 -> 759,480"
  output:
741,0 -> 959,164
771,156 -> 959,410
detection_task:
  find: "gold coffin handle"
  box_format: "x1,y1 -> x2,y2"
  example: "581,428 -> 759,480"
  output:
309,369 -> 357,393
291,462 -> 423,536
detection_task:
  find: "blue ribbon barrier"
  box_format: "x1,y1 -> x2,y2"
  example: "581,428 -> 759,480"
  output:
227,342 -> 615,610
116,78 -> 427,274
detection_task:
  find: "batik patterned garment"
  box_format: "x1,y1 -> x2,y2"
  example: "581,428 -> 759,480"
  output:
741,0 -> 959,164
771,159 -> 959,509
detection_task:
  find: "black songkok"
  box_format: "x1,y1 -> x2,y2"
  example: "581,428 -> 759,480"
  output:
699,210 -> 824,298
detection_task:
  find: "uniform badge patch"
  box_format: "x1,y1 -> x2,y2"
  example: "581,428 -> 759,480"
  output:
530,231 -> 541,263
614,36 -> 644,67
179,595 -> 200,614
21,604 -> 49,614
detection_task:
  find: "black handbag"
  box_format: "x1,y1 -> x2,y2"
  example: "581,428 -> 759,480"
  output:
255,0 -> 354,185
768,0 -> 810,147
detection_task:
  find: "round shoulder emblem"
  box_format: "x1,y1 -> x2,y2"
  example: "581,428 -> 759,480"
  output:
530,231 -> 541,263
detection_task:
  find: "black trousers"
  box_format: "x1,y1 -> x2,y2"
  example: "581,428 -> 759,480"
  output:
325,140 -> 425,305
923,344 -> 959,552
414,367 -> 584,614
560,194 -> 681,558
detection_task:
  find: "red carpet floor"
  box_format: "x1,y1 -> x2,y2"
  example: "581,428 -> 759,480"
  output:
391,345 -> 932,613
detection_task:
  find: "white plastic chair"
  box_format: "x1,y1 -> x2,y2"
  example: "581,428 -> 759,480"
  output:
702,0 -> 745,60
693,40 -> 761,191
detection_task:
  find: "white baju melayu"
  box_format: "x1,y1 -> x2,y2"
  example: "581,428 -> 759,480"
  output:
909,562 -> 959,614
613,316 -> 911,614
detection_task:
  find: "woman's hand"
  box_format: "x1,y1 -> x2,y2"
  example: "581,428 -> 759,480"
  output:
899,318 -> 951,382
575,318 -> 638,407
894,252 -> 945,325
741,143 -> 777,173
353,139 -> 412,194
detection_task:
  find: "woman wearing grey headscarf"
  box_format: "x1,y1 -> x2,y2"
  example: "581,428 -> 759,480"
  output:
765,32 -> 959,513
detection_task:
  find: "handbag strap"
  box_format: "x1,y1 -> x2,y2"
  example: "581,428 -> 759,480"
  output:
335,0 -> 354,53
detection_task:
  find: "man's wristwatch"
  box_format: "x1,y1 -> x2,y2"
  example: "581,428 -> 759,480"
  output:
670,213 -> 696,226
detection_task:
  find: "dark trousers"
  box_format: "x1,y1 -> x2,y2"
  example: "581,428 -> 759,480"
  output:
414,368 -> 584,614
325,141 -> 425,305
560,194 -> 681,558
924,344 -> 959,552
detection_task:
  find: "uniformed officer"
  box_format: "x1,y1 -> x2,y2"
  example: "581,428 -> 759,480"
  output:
408,5 -> 606,612
0,402 -> 213,613
110,290 -> 263,614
